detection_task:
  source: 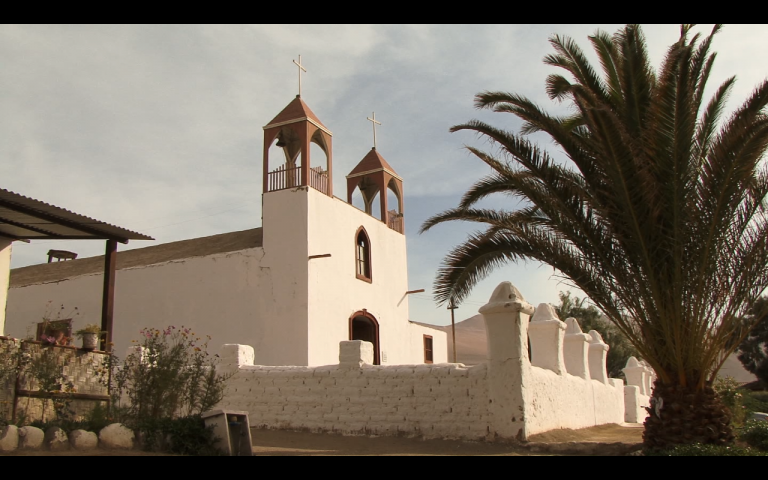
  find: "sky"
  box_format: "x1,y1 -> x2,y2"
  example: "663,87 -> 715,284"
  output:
2,24 -> 767,328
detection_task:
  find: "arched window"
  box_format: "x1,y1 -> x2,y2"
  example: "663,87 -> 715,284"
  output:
355,227 -> 371,282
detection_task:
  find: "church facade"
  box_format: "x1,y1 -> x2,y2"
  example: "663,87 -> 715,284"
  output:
4,96 -> 447,366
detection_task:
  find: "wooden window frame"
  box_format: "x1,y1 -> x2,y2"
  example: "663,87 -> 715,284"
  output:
355,226 -> 372,283
423,335 -> 434,364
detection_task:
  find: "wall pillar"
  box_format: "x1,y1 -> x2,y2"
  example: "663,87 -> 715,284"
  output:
622,356 -> 647,394
479,281 -> 534,440
587,330 -> 610,384
220,344 -> 255,374
0,238 -> 12,336
563,318 -> 591,380
641,361 -> 655,396
528,303 -> 566,375
339,340 -> 373,368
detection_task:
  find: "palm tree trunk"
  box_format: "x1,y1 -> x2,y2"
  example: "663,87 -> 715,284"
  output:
643,379 -> 735,450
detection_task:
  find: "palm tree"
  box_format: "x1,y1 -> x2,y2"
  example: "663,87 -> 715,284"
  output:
420,24 -> 768,449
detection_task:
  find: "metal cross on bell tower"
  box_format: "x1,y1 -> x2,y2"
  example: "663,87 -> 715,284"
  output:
293,55 -> 307,97
367,112 -> 382,149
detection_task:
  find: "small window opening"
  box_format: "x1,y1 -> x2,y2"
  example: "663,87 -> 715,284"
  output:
424,335 -> 434,364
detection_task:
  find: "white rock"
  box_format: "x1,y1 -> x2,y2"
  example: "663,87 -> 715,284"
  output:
99,423 -> 135,449
0,425 -> 19,452
70,430 -> 99,450
44,426 -> 69,451
18,426 -> 45,450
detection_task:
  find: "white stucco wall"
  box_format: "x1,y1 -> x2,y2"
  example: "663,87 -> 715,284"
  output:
304,188 -> 447,365
5,187 -> 445,366
524,367 -> 625,435
5,249 -> 272,362
0,238 -> 11,336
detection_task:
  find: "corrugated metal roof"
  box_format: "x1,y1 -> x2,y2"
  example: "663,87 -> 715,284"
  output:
10,227 -> 262,287
0,188 -> 153,243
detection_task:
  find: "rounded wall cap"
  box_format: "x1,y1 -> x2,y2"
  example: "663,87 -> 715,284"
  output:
479,282 -> 534,315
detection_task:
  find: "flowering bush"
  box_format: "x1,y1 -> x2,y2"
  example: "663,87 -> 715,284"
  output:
739,419 -> 768,452
110,326 -> 231,422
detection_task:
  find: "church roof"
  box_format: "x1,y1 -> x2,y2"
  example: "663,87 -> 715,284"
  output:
346,148 -> 401,180
10,227 -> 263,288
263,96 -> 331,134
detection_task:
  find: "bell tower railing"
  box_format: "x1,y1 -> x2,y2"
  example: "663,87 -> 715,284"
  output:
267,164 -> 329,196
387,210 -> 404,234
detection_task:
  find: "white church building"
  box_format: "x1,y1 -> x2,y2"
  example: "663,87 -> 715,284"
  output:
3,95 -> 448,366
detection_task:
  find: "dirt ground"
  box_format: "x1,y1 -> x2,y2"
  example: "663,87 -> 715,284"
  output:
249,423 -> 643,456
0,423 -> 644,456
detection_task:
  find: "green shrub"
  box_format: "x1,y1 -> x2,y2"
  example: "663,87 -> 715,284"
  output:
645,443 -> 768,456
739,420 -> 768,452
714,376 -> 746,425
81,402 -> 114,434
742,391 -> 768,416
136,415 -> 221,456
110,326 -> 231,422
102,326 -> 231,455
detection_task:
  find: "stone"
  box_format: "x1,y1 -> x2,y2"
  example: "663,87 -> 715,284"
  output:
44,426 -> 69,451
751,412 -> 768,422
69,429 -> 98,450
0,425 -> 19,452
18,426 -> 44,450
99,423 -> 135,449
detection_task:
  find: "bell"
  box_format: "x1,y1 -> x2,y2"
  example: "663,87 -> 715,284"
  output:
275,138 -> 286,147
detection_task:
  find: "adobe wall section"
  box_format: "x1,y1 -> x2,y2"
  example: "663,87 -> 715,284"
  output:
217,343 -> 490,439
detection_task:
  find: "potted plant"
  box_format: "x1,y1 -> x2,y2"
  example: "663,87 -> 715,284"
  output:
75,324 -> 104,351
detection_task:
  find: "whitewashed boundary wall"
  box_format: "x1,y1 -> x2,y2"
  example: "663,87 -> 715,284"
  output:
217,281 -> 641,441
499,287 -> 624,437
217,342 -> 490,439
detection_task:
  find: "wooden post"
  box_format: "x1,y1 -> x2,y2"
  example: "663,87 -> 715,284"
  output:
10,342 -> 23,424
448,301 -> 458,363
100,239 -> 117,352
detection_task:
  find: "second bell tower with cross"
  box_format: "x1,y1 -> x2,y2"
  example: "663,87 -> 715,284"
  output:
346,112 -> 405,234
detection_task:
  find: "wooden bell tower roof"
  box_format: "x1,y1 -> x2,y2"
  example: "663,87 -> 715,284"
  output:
346,147 -> 401,181
263,95 -> 331,135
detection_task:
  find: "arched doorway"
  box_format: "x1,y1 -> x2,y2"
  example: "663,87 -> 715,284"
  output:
349,310 -> 380,365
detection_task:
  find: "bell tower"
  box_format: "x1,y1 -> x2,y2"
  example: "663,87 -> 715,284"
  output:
346,147 -> 404,234
262,95 -> 333,197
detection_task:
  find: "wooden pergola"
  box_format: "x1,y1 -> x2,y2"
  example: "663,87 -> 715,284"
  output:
0,188 -> 153,351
